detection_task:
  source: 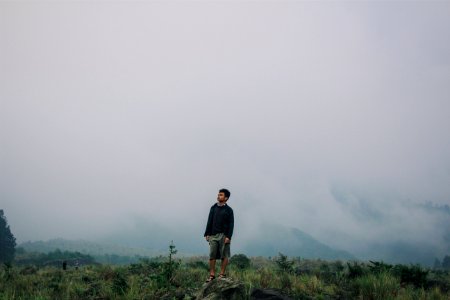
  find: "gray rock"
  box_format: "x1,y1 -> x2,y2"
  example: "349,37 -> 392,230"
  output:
250,288 -> 293,300
196,277 -> 246,300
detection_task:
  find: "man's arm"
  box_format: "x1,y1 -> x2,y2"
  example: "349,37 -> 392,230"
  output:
204,206 -> 214,237
225,208 -> 234,240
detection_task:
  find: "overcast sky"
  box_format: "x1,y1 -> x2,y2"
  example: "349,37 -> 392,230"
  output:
1,1 -> 449,256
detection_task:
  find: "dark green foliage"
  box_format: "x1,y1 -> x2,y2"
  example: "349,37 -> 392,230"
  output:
275,252 -> 294,273
81,273 -> 93,283
231,254 -> 251,270
317,260 -> 346,285
427,270 -> 450,293
19,265 -> 38,275
161,241 -> 180,284
149,241 -> 181,289
392,264 -> 429,288
128,257 -> 162,276
0,257 -> 449,299
319,261 -> 330,274
0,210 -> 16,263
2,262 -> 15,281
185,260 -> 209,270
346,261 -> 431,289
347,261 -> 366,279
112,269 -> 128,295
47,269 -> 64,297
293,257 -> 316,275
368,260 -> 393,274
332,260 -> 345,273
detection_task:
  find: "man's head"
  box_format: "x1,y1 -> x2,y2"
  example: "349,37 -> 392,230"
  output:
217,188 -> 231,203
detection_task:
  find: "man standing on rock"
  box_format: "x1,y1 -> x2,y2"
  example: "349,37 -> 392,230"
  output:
204,188 -> 234,282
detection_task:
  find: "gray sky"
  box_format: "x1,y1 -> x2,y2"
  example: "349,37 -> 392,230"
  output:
1,1 -> 449,257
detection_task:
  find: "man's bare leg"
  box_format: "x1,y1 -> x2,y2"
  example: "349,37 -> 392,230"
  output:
220,258 -> 229,276
209,259 -> 216,276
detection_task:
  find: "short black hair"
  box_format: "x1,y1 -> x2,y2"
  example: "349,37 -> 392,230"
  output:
219,188 -> 231,199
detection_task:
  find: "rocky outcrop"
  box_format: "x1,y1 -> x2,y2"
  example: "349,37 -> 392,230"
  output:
195,277 -> 294,300
250,288 -> 293,300
196,277 -> 246,300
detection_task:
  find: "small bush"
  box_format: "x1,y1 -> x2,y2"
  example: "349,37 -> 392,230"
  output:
19,265 -> 38,275
231,254 -> 251,270
369,261 -> 393,274
185,260 -> 208,270
392,264 -> 429,288
347,261 -> 366,279
112,269 -> 128,295
275,253 -> 294,274
129,258 -> 161,276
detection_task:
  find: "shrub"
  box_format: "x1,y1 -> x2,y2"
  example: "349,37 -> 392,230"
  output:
160,241 -> 180,285
112,269 -> 128,295
185,260 -> 208,270
275,253 -> 294,274
392,264 -> 429,288
347,261 -> 366,279
150,241 -> 180,289
368,261 -> 393,274
231,254 -> 251,270
129,258 -> 161,276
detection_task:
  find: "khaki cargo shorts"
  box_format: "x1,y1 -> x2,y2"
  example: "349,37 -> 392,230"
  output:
208,233 -> 230,260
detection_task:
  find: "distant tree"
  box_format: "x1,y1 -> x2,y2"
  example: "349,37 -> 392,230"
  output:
157,240 -> 180,288
0,210 -> 16,263
442,255 -> 450,270
165,240 -> 178,280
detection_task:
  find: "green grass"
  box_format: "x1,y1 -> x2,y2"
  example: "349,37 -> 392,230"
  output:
354,272 -> 400,300
1,257 -> 449,299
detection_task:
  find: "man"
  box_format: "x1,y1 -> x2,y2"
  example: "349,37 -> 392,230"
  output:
204,188 -> 234,282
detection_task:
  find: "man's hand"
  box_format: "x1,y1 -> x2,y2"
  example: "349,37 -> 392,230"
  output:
205,236 -> 210,242
224,237 -> 231,244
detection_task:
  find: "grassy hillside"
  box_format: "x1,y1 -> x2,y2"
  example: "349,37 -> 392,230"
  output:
2,247 -> 449,299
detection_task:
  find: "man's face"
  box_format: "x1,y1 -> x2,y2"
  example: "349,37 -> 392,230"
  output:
217,192 -> 228,203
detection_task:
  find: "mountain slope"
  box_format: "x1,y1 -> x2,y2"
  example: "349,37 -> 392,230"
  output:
239,224 -> 355,260
18,223 -> 355,261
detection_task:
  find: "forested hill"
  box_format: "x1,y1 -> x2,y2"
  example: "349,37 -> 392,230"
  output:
18,238 -> 163,258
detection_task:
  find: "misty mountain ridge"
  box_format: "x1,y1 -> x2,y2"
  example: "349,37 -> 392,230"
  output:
17,218 -> 445,267
19,224 -> 354,262
418,201 -> 450,215
329,185 -> 450,266
239,224 -> 355,260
